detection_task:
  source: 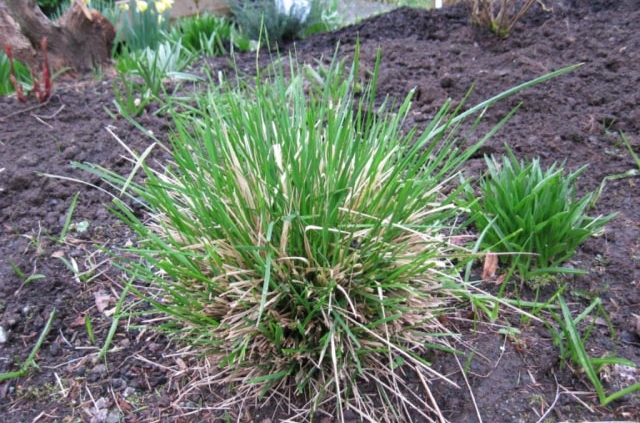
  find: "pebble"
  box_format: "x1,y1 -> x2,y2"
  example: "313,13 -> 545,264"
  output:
88,364 -> 108,382
95,397 -> 108,409
92,364 -> 108,375
49,342 -> 60,356
110,378 -> 127,391
106,411 -> 121,423
17,152 -> 41,167
74,365 -> 87,377
0,326 -> 8,344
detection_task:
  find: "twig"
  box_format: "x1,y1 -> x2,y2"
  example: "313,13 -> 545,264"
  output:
0,96 -> 52,122
535,372 -> 560,423
454,352 -> 483,423
31,114 -> 54,129
32,104 -> 65,120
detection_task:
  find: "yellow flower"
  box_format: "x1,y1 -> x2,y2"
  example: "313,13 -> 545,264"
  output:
83,0 -> 91,4
136,1 -> 148,12
154,0 -> 174,13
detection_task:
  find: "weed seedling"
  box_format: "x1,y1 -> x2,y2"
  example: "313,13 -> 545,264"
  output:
550,297 -> 640,405
59,192 -> 80,243
621,133 -> 640,171
0,309 -> 56,381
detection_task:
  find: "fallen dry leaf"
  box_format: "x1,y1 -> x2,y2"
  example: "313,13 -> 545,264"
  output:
482,251 -> 499,280
69,314 -> 85,328
175,357 -> 187,371
94,290 -> 112,313
51,250 -> 65,258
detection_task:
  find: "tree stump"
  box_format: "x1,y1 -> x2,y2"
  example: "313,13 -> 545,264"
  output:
0,0 -> 115,74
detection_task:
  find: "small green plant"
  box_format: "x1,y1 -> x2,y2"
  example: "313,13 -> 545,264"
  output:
464,146 -> 616,281
113,39 -> 196,115
466,0 -> 537,37
0,50 -> 31,96
167,13 -> 233,56
97,273 -> 134,361
116,39 -> 192,95
3,38 -> 52,103
8,261 -> 46,285
230,0 -> 336,46
621,133 -> 640,171
550,297 -> 640,405
85,314 -> 96,344
58,192 -> 80,242
0,309 -> 56,381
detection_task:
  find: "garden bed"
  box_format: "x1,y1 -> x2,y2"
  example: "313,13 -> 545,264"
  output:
1,0 -> 639,421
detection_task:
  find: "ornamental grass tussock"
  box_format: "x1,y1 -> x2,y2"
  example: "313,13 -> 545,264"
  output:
78,47 -> 580,421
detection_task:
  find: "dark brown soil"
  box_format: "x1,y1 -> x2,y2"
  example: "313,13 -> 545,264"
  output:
1,1 -> 639,422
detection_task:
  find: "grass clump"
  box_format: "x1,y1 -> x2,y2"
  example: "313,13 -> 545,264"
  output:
95,51 -> 468,421
466,0 -> 538,37
464,146 -> 616,282
113,38 -> 197,115
79,46 -> 580,419
166,13 -> 233,56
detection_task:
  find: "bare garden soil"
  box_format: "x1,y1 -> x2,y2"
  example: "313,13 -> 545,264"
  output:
1,0 -> 639,422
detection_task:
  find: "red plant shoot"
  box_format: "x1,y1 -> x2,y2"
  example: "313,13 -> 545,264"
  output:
3,37 -> 52,103
3,44 -> 26,102
39,37 -> 52,103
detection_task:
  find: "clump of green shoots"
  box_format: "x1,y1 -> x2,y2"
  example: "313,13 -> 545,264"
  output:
113,38 -> 195,116
466,0 -> 538,37
166,13 -> 234,56
464,146 -> 616,282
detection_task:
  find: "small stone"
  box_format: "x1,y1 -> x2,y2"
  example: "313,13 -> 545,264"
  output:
106,410 -> 121,423
0,326 -> 8,344
90,409 -> 107,423
94,396 -> 108,410
91,364 -> 108,375
111,378 -> 126,391
17,152 -> 41,167
49,342 -> 60,356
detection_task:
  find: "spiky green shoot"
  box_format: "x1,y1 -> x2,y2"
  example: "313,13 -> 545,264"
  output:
465,146 -> 616,281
